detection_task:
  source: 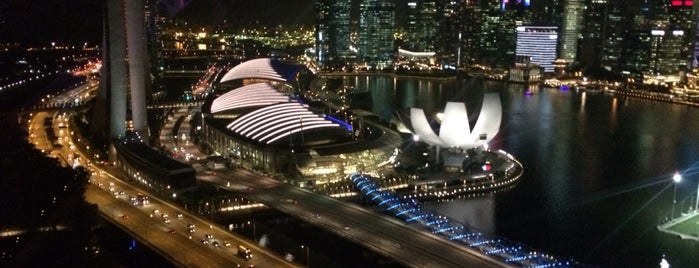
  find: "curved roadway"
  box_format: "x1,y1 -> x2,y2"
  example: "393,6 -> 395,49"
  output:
219,169 -> 510,268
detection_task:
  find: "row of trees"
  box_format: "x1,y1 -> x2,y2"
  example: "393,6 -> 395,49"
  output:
0,115 -> 102,266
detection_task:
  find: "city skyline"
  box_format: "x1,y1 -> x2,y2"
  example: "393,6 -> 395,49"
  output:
2,1 -> 699,267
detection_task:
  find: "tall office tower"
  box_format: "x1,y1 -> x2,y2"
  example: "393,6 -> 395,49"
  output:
315,0 -> 352,68
579,0 -> 608,70
435,0 -> 464,67
600,4 -> 625,72
529,0 -> 564,25
92,0 -> 150,146
666,0 -> 695,71
622,0 -> 693,81
405,0 -> 438,52
358,0 -> 396,69
558,0 -> 583,63
473,0 -> 531,67
622,4 -> 653,78
460,1 -> 482,67
515,26 -> 558,73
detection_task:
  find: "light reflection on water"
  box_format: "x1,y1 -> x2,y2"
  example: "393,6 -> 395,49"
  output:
343,75 -> 699,267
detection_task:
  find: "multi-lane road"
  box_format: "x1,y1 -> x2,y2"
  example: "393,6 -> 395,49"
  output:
28,108 -> 299,268
86,169 -> 298,268
212,168 -> 509,268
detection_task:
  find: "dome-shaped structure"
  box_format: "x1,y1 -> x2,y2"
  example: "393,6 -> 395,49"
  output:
219,58 -> 305,83
410,93 -> 502,149
209,82 -> 347,145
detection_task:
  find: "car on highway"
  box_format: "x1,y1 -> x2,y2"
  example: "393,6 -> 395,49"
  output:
237,245 -> 253,260
121,214 -> 129,220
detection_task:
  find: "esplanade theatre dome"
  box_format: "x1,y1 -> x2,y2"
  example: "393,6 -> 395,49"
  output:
203,58 -> 351,147
200,58 -> 400,182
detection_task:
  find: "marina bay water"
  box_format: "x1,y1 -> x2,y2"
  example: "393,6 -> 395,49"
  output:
165,74 -> 699,267
342,75 -> 699,267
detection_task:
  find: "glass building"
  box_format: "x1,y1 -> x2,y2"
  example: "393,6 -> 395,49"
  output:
314,0 -> 352,68
358,0 -> 396,69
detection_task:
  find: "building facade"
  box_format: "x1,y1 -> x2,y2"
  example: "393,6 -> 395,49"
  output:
315,0 -> 352,68
358,0 -> 396,69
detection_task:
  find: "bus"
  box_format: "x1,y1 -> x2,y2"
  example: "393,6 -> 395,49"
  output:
237,245 -> 252,260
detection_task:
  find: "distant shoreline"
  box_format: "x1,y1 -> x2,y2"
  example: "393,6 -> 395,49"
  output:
318,71 -> 459,81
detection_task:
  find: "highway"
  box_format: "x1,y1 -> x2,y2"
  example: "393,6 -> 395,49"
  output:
86,170 -> 298,268
211,168 -> 510,268
28,108 -> 300,268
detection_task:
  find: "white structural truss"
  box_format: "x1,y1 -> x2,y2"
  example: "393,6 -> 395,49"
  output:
210,83 -> 292,113
220,58 -> 287,83
410,93 -> 502,149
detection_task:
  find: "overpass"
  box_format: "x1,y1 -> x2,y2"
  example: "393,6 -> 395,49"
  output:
209,169 -> 509,268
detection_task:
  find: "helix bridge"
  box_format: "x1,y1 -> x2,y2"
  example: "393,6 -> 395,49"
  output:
350,173 -> 586,268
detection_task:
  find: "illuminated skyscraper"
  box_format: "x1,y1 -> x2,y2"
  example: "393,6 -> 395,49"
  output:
358,0 -> 396,69
435,0 -> 463,67
579,0 -> 608,69
315,0 -> 352,68
558,0 -> 583,63
515,26 -> 558,73
405,0 -> 437,52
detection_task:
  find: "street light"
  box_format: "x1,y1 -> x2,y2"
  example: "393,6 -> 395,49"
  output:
672,171 -> 682,219
301,244 -> 309,267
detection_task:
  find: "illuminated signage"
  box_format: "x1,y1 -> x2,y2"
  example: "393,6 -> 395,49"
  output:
671,0 -> 692,6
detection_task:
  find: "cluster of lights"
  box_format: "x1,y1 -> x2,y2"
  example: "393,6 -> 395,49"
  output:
219,203 -> 265,212
402,151 -> 523,200
351,173 -> 577,267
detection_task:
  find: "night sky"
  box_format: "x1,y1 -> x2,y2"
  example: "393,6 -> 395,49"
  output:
0,0 -> 103,46
0,0 -> 317,46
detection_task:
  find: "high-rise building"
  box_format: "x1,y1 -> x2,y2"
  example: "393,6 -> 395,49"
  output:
515,26 -> 558,73
558,0 -> 583,63
665,0 -> 694,71
315,0 -> 352,68
92,0 -> 150,147
405,0 -> 438,52
600,4 -> 625,72
435,0 -> 464,67
358,0 -> 396,69
622,0 -> 694,82
579,0 -> 608,70
469,0 -> 531,67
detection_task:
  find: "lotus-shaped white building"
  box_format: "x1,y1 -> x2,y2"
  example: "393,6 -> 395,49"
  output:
410,93 -> 502,149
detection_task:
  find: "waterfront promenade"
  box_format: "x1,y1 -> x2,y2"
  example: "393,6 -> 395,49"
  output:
658,210 -> 699,242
